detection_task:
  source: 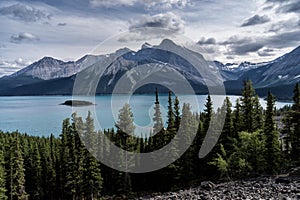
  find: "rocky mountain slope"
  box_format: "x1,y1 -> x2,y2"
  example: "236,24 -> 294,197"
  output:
0,39 -> 299,98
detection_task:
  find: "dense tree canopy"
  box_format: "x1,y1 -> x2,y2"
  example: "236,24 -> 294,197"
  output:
0,82 -> 299,199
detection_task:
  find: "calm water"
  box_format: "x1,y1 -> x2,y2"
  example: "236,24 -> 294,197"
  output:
0,95 -> 291,137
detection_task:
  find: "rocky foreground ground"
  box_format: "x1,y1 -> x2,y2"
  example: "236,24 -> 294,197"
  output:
136,168 -> 300,200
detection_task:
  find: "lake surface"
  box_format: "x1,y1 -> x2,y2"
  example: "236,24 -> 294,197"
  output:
0,95 -> 291,137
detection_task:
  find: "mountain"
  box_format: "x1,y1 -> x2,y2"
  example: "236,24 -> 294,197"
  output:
0,39 -> 299,98
224,46 -> 300,98
9,55 -> 104,80
0,54 -> 104,93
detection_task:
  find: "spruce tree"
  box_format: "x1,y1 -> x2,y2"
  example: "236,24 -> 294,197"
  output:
240,80 -> 255,132
264,91 -> 281,174
153,88 -> 164,135
26,143 -> 42,200
253,95 -> 263,131
203,95 -> 213,133
9,135 -> 28,200
166,91 -> 177,145
83,112 -> 103,199
167,91 -> 175,130
291,83 -> 300,163
174,96 -> 181,131
221,97 -> 233,152
115,104 -> 135,196
0,142 -> 7,200
282,111 -> 292,158
233,99 -> 242,137
178,103 -> 197,181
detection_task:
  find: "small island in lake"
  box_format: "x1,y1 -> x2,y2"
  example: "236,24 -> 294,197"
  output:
60,100 -> 94,107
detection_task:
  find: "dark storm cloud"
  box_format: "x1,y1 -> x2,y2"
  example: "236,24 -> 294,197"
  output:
197,37 -> 217,45
241,14 -> 270,27
0,4 -> 51,22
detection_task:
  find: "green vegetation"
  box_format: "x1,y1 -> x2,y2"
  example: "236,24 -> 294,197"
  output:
0,81 -> 299,199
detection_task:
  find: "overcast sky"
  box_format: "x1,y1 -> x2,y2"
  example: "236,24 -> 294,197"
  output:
0,0 -> 300,76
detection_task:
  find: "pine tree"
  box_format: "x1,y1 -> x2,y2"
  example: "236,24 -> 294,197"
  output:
264,91 -> 281,174
72,113 -> 85,199
240,80 -> 255,132
9,135 -> 28,200
221,97 -> 233,153
291,83 -> 300,163
83,112 -> 103,199
253,95 -> 263,131
58,118 -> 72,199
282,111 -> 292,158
178,103 -> 198,181
233,99 -> 242,137
25,143 -> 42,200
153,88 -> 164,135
115,105 -> 135,196
167,91 -> 175,130
174,96 -> 181,131
203,95 -> 213,133
0,142 -> 7,200
116,104 -> 135,150
166,91 -> 177,145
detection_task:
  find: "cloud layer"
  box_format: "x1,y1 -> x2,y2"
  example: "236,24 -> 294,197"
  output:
10,32 -> 39,43
241,14 -> 270,27
0,0 -> 300,77
0,4 -> 51,22
89,0 -> 190,9
119,12 -> 184,42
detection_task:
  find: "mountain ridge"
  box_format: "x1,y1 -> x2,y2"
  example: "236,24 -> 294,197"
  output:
0,39 -> 299,98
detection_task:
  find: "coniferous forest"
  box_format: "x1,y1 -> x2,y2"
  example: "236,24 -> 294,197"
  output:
0,81 -> 300,199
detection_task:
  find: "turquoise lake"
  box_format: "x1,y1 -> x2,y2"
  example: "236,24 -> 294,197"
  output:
0,95 -> 291,137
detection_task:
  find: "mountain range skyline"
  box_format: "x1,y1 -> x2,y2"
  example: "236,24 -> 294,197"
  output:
1,0 -> 300,77
0,39 -> 299,99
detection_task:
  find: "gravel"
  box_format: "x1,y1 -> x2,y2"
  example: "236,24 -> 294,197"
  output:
137,177 -> 300,200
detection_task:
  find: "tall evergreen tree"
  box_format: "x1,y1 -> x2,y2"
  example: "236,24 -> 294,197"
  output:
253,95 -> 263,131
240,80 -> 255,132
153,88 -> 164,135
83,112 -> 103,199
264,91 -> 281,174
167,91 -> 175,130
233,99 -> 242,137
25,143 -> 42,200
8,135 -> 28,200
0,142 -> 7,200
203,95 -> 213,133
178,103 -> 198,181
114,104 -> 136,195
221,97 -> 233,152
174,96 -> 181,131
291,83 -> 300,163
